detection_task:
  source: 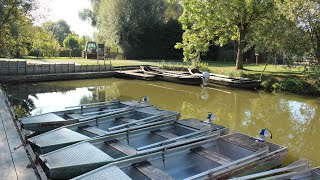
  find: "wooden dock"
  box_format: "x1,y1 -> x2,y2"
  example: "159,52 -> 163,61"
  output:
0,89 -> 40,179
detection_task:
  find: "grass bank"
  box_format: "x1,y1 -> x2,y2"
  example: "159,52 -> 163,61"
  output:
19,57 -> 320,95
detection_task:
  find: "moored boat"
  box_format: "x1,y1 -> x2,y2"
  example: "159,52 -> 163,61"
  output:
231,160 -> 320,180
141,66 -> 203,86
38,119 -> 228,179
189,69 -> 261,89
28,106 -> 180,154
71,132 -> 287,180
21,100 -> 151,132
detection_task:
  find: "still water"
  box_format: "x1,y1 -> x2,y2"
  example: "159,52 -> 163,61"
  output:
4,78 -> 320,167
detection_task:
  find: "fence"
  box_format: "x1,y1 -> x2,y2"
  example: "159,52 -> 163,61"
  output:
0,60 -> 113,75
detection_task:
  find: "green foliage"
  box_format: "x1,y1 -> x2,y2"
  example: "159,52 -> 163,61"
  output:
63,34 -> 80,50
0,0 -> 38,57
43,20 -> 71,45
87,0 -> 183,59
260,76 -> 320,95
32,27 -> 60,58
276,0 -> 320,61
175,0 -> 274,69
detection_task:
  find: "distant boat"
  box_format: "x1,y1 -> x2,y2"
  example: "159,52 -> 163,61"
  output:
20,100 -> 151,133
38,119 -> 228,179
231,160 -> 319,179
71,132 -> 287,180
140,66 -> 203,86
189,69 -> 261,89
28,106 -> 180,154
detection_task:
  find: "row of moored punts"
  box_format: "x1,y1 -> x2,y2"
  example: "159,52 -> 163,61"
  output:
20,100 -> 318,179
117,66 -> 261,89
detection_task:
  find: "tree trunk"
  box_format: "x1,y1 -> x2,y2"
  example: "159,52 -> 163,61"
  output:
236,29 -> 246,69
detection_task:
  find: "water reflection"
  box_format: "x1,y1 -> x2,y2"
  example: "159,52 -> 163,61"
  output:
3,78 -> 320,166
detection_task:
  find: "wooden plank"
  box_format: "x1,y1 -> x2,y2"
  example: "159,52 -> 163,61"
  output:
134,161 -> 174,180
80,126 -> 108,136
152,130 -> 182,140
66,113 -> 85,119
192,147 -> 231,165
120,117 -> 145,125
106,140 -> 137,155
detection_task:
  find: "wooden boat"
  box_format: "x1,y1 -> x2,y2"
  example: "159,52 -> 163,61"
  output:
28,106 -> 180,154
21,100 -> 151,132
189,69 -> 261,89
71,132 -> 287,180
38,119 -> 228,179
140,66 -> 203,85
232,160 -> 320,179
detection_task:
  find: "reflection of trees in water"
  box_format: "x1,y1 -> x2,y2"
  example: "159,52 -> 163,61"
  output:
80,84 -> 120,104
8,95 -> 37,118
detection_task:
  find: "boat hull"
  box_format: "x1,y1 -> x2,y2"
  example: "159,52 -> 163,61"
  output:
21,100 -> 150,132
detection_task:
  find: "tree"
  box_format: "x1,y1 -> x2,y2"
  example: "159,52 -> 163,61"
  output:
43,19 -> 71,45
276,0 -> 320,61
175,0 -> 274,69
0,0 -> 38,57
63,34 -> 80,58
32,27 -> 60,58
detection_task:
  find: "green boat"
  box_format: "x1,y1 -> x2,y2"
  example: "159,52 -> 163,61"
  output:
29,106 -> 180,154
39,119 -> 228,179
21,100 -> 151,132
71,133 -> 287,180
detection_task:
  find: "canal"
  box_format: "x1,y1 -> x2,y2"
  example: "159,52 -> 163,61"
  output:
3,78 -> 320,167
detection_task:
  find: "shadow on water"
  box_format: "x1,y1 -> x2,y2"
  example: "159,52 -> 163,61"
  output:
3,78 -> 320,166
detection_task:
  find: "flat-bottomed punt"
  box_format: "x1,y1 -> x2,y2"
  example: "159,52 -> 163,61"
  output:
232,160 -> 320,180
72,133 -> 287,180
189,69 -> 261,89
29,106 -> 179,154
39,119 -> 228,179
141,66 -> 203,86
21,100 -> 150,132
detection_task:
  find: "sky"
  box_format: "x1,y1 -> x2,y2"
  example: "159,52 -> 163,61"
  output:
44,0 -> 95,37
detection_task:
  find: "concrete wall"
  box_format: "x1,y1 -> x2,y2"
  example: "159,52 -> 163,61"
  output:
0,60 -> 112,75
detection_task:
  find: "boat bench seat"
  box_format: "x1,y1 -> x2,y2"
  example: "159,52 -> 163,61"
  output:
120,118 -> 144,125
105,139 -> 137,155
152,130 -> 184,141
134,161 -> 174,180
66,113 -> 85,120
192,147 -> 231,165
79,126 -> 109,136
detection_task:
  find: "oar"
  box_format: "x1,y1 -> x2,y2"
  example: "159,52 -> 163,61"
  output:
79,107 -> 135,121
231,160 -> 309,180
137,129 -> 211,151
108,113 -> 178,131
65,99 -> 120,109
138,132 -> 220,154
81,107 -> 129,116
